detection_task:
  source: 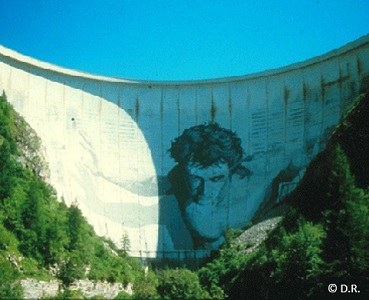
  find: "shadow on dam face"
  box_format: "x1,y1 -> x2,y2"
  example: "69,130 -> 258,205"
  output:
1,34 -> 369,265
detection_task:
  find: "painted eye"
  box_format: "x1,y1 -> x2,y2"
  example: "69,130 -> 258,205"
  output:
210,175 -> 225,182
186,175 -> 201,183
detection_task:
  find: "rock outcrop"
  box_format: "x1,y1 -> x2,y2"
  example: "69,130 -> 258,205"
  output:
237,216 -> 283,254
20,279 -> 60,300
13,112 -> 49,180
20,278 -> 133,299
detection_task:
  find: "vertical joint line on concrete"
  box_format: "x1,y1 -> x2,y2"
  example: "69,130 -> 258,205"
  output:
160,88 -> 164,176
210,86 -> 216,122
302,80 -> 308,157
25,70 -> 30,116
265,80 -> 269,193
177,89 -> 180,136
134,93 -> 142,250
195,87 -> 198,124
117,90 -> 124,232
117,91 -> 121,182
62,78 -> 66,144
228,85 -> 232,130
338,65 -> 344,119
246,88 -> 251,156
283,80 -> 287,160
44,78 -> 48,108
8,66 -> 13,96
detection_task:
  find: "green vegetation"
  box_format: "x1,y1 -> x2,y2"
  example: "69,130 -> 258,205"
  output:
156,268 -> 209,299
1,90 -> 369,299
0,93 -> 143,298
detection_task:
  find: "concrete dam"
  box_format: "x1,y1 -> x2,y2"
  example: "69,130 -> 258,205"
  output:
1,35 -> 369,263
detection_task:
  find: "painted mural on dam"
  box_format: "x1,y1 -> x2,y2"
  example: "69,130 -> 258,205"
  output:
155,122 -> 303,251
164,122 -> 251,250
0,34 -> 369,261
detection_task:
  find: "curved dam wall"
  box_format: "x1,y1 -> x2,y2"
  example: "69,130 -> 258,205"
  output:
1,35 -> 369,261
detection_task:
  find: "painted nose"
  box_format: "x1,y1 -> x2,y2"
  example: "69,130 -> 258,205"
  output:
198,180 -> 213,198
202,180 -> 212,196
197,179 -> 205,195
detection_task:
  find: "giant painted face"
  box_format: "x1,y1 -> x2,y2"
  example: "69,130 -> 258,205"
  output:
182,160 -> 230,244
168,122 -> 247,249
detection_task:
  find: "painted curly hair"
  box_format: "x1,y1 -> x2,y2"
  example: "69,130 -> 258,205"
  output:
169,122 -> 245,173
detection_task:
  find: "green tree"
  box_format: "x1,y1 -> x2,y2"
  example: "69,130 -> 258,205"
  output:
67,203 -> 83,251
131,270 -> 159,299
58,250 -> 85,286
1,183 -> 26,233
0,255 -> 23,299
271,218 -> 325,298
120,231 -> 131,257
322,145 -> 369,285
157,268 -> 210,300
198,236 -> 248,299
0,94 -> 18,202
115,290 -> 132,299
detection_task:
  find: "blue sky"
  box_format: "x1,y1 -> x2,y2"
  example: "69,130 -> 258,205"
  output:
1,0 -> 369,81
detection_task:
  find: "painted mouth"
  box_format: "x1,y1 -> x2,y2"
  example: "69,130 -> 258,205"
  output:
184,202 -> 228,241
194,196 -> 215,206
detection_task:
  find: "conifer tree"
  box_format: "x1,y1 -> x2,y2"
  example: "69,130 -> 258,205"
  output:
271,218 -> 325,298
322,145 -> 369,284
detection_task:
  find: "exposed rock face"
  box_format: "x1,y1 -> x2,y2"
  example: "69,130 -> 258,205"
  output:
103,242 -> 119,257
237,216 -> 283,254
20,279 -> 60,299
14,113 -> 50,180
6,254 -> 24,273
20,278 -> 133,299
69,280 -> 133,299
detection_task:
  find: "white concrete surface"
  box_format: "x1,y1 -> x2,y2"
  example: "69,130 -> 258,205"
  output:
1,34 -> 369,259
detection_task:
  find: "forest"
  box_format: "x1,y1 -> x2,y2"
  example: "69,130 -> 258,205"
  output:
1,90 -> 368,299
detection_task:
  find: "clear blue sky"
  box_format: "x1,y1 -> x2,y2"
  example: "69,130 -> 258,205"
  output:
1,0 -> 369,81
